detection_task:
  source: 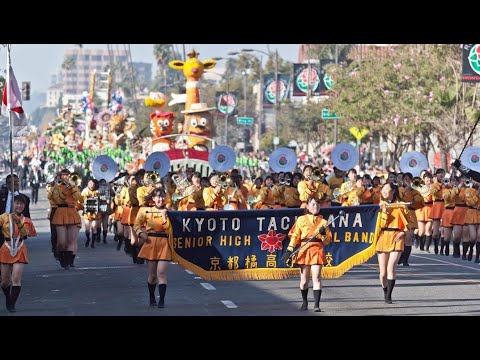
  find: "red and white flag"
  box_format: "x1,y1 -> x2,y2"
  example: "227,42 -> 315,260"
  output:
2,65 -> 28,137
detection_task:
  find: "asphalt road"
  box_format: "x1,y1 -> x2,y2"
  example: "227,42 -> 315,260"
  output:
6,187 -> 480,316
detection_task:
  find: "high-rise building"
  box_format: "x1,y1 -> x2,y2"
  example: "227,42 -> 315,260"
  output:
61,48 -> 129,95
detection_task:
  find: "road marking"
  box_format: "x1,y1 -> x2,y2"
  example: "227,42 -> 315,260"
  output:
412,254 -> 480,272
221,300 -> 238,308
200,283 -> 216,290
75,265 -> 137,270
185,269 -> 195,275
194,276 -> 202,279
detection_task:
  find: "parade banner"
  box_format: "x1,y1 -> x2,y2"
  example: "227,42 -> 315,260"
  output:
168,205 -> 381,280
262,74 -> 290,108
293,63 -> 321,96
462,44 -> 480,83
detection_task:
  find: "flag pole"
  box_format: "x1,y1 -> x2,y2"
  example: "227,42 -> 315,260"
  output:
6,44 -> 15,249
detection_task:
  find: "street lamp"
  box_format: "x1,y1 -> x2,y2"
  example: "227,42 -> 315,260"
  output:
241,48 -> 279,149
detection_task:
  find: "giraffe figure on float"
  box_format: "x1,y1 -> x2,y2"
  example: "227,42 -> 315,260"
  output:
169,49 -> 217,150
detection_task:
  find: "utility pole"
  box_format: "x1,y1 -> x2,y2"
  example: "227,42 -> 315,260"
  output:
273,49 -> 279,150
334,44 -> 338,145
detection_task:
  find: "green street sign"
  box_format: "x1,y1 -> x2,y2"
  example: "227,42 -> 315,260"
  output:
321,108 -> 340,120
237,117 -> 254,125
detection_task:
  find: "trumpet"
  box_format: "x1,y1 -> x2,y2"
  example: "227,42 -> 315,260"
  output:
285,178 -> 291,186
366,184 -> 373,190
218,173 -> 230,188
412,177 -> 424,188
69,172 -> 82,187
145,171 -> 160,186
278,173 -> 286,185
312,168 -> 324,181
464,179 -> 473,188
442,178 -> 450,185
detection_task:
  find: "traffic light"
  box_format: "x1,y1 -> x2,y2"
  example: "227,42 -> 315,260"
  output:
21,81 -> 30,101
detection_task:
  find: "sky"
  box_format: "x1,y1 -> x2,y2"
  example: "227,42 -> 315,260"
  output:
1,44 -> 300,94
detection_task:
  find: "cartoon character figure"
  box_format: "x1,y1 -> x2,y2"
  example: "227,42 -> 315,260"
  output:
181,103 -> 215,151
169,50 -> 216,133
145,92 -> 166,111
108,114 -> 127,149
150,111 -> 176,152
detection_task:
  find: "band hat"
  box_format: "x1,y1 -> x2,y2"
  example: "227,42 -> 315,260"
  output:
181,103 -> 216,114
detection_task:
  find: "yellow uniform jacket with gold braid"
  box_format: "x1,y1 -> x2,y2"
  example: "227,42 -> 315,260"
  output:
51,184 -> 83,225
81,187 -> 100,221
287,214 -> 332,265
297,180 -> 321,203
203,186 -> 225,210
376,200 -> 409,253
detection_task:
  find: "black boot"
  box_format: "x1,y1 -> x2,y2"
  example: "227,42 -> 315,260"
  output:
158,284 -> 167,308
385,279 -> 396,304
68,251 -> 75,267
59,251 -> 69,269
462,242 -> 469,260
382,286 -> 388,300
148,282 -> 157,306
90,234 -> 96,248
103,231 -> 108,244
313,289 -> 322,312
10,286 -> 21,312
433,237 -> 439,254
468,242 -> 475,261
445,241 -> 450,256
96,232 -> 101,243
85,231 -> 90,247
397,251 -> 405,266
419,235 -> 425,251
300,288 -> 308,311
475,243 -> 480,263
452,242 -> 460,258
402,246 -> 412,266
424,235 -> 432,253
1,286 -> 13,312
439,238 -> 445,255
116,236 -> 124,251
413,234 -> 418,249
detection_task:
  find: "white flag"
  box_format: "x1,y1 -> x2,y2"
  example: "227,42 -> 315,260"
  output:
2,65 -> 28,137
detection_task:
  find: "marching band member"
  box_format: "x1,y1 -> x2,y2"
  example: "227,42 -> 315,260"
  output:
282,195 -> 332,312
134,188 -> 172,308
430,168 -> 447,254
119,175 -> 135,253
326,166 -> 345,193
414,173 -> 434,252
46,177 -> 59,260
181,171 -> 205,211
81,178 -> 100,248
372,176 -> 382,204
450,174 -> 469,258
127,170 -> 145,264
377,183 -> 409,304
51,169 -> 83,270
0,195 -> 37,312
397,172 -> 424,266
247,177 -> 263,209
297,166 -> 322,208
440,176 -> 456,256
336,168 -> 357,205
203,173 -> 226,210
462,178 -> 479,261
97,179 -> 114,244
284,172 -> 301,208
255,176 -> 280,209
353,174 -> 379,205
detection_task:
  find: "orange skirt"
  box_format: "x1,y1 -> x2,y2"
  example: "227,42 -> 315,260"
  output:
416,204 -> 432,222
294,241 -> 327,265
0,242 -> 28,264
51,207 -> 81,225
138,236 -> 172,261
120,206 -> 131,225
441,207 -> 455,228
376,231 -> 404,253
464,208 -> 480,225
127,207 -> 140,225
451,206 -> 468,226
406,209 -> 418,229
430,201 -> 445,220
113,205 -> 123,221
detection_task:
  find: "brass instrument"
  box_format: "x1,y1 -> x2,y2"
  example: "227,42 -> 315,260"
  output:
278,173 -> 286,185
285,178 -> 291,186
382,202 -> 413,207
218,173 -> 230,189
84,197 -> 99,215
412,177 -> 424,188
171,167 -> 191,202
69,172 -> 82,187
145,171 -> 161,186
464,178 -> 473,188
332,181 -> 353,201
312,168 -> 324,181
366,184 -> 373,191
442,178 -> 450,185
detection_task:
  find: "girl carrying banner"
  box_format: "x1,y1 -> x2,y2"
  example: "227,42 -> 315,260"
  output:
282,195 -> 332,312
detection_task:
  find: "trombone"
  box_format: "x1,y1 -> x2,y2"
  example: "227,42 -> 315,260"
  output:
218,173 -> 230,189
